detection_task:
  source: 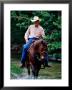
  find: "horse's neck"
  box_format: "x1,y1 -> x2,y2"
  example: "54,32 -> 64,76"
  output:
28,39 -> 43,52
33,39 -> 43,51
34,39 -> 42,45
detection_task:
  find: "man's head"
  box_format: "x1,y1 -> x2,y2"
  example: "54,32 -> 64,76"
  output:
31,16 -> 41,27
34,20 -> 40,27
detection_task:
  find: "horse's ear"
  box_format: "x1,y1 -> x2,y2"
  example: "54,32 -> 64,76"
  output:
41,40 -> 47,46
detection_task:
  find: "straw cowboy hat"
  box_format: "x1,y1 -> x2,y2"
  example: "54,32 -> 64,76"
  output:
31,16 -> 41,22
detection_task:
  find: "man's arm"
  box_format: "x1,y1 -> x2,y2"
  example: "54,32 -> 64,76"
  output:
41,29 -> 45,38
24,26 -> 30,42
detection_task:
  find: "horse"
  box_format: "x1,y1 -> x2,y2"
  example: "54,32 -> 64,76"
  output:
26,39 -> 48,79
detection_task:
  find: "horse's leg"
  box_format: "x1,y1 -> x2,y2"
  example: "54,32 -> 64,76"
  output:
35,61 -> 41,79
31,65 -> 40,79
26,54 -> 31,79
29,54 -> 36,79
35,70 -> 38,79
30,63 -> 37,79
31,64 -> 35,78
33,66 -> 39,79
43,61 -> 45,68
27,64 -> 30,76
34,69 -> 40,79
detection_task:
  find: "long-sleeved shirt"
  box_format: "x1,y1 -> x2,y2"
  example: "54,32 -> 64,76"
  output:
24,24 -> 45,40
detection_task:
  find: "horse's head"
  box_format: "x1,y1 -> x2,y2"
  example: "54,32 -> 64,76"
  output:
34,39 -> 48,62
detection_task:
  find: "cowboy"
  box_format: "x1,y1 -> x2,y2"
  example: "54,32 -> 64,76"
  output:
20,16 -> 50,68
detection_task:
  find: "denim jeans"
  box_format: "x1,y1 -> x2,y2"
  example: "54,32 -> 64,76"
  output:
21,38 -> 37,63
21,37 -> 49,64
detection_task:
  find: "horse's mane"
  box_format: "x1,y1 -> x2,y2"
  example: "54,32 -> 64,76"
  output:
34,39 -> 47,46
28,39 -> 47,51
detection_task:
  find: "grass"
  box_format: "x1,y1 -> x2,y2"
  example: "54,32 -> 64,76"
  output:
11,58 -> 61,79
10,58 -> 23,79
39,62 -> 61,79
11,64 -> 23,74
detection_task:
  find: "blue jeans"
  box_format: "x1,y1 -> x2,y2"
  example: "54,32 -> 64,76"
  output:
21,38 -> 49,64
21,38 -> 37,63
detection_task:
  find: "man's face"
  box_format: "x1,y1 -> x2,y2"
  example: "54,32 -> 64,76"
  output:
34,20 -> 40,27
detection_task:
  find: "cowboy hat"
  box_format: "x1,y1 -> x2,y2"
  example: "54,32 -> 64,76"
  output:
31,16 -> 41,22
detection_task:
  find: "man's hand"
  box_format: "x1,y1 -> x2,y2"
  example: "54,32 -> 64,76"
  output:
26,39 -> 28,43
24,36 -> 28,43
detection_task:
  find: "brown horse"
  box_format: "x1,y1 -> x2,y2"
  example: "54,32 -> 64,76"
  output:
26,39 -> 48,78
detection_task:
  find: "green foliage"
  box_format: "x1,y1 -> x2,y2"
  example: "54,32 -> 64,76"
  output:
11,11 -> 61,59
11,63 -> 23,74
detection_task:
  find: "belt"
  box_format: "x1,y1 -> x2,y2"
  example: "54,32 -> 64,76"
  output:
28,37 -> 39,40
